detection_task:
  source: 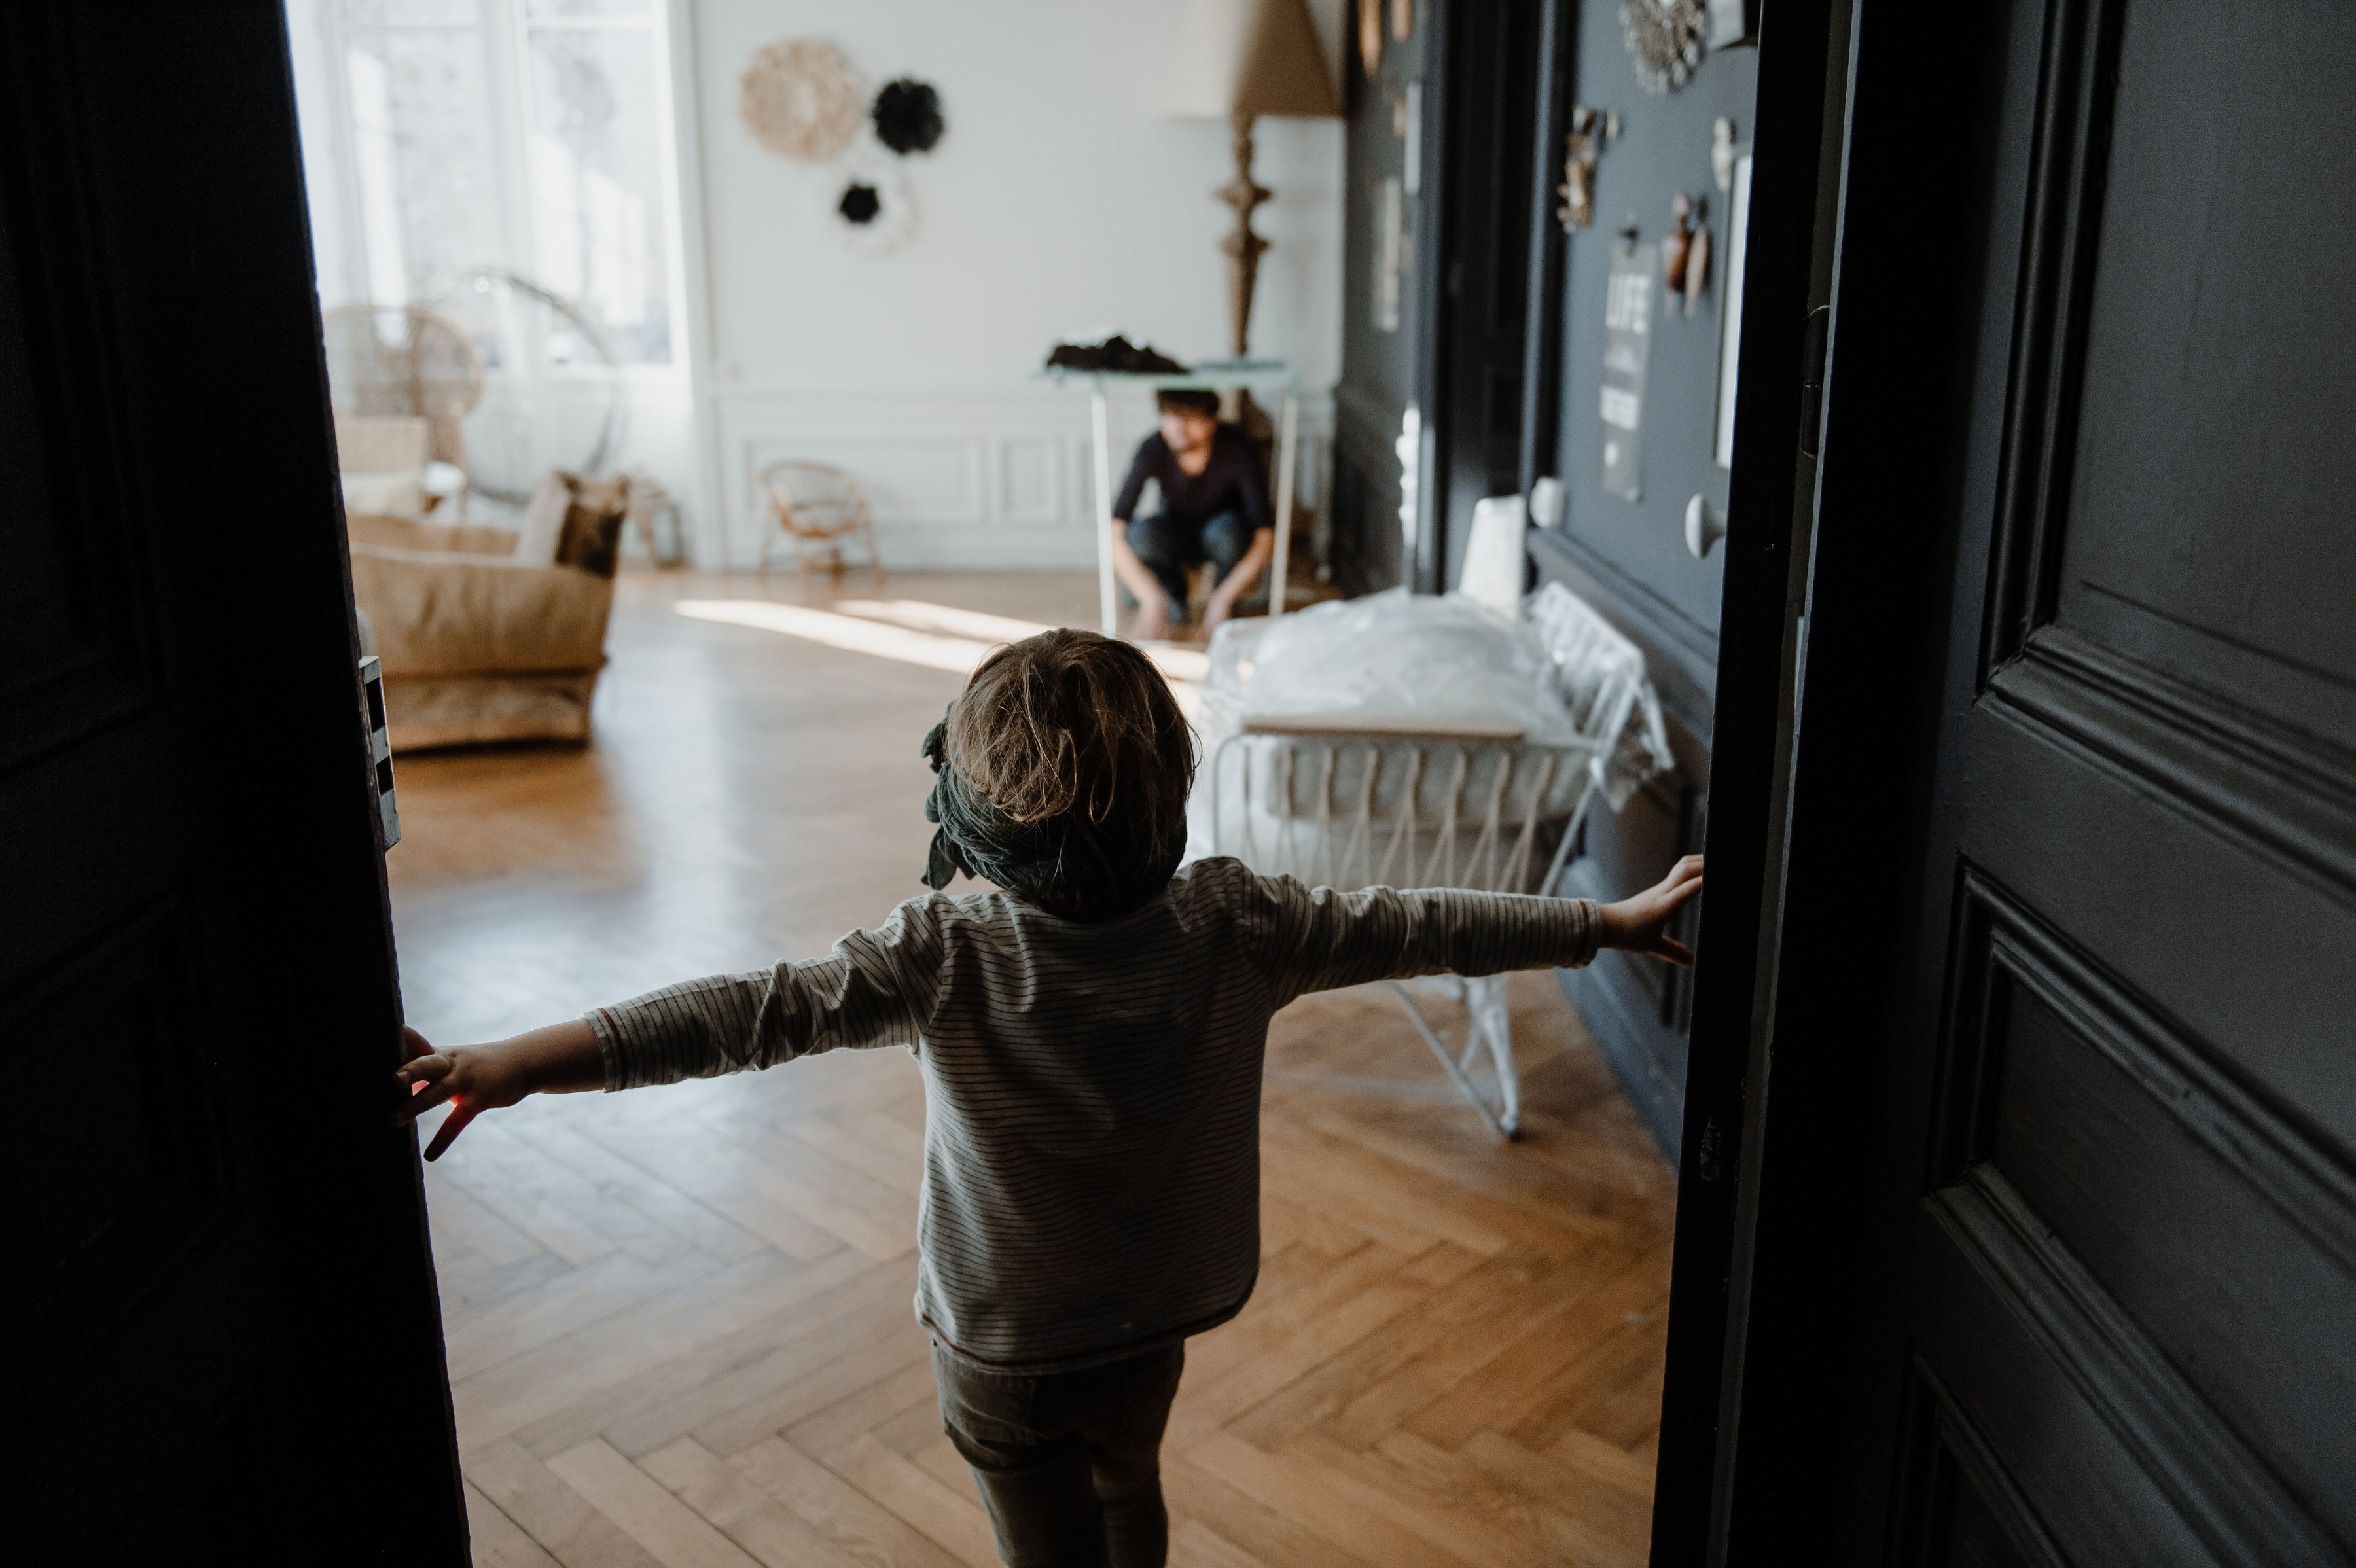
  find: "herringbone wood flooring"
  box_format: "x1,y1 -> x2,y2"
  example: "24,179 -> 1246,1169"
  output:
392,571 -> 1674,1568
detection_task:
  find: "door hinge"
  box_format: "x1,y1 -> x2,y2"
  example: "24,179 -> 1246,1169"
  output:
1798,304 -> 1831,457
360,654 -> 400,849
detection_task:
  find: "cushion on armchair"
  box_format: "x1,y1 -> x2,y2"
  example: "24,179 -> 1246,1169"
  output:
514,471 -> 630,574
555,474 -> 629,577
348,513 -> 526,557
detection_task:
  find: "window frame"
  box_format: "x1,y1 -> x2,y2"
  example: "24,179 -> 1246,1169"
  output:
305,0 -> 689,375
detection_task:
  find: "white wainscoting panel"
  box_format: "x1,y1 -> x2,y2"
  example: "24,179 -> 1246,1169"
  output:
747,434 -> 983,524
708,383 -> 1332,571
995,435 -> 1063,526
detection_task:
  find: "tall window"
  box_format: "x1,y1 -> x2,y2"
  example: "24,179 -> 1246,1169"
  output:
321,0 -> 677,365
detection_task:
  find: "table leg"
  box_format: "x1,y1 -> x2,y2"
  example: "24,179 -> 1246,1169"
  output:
1091,383 -> 1116,637
1270,392 -> 1298,618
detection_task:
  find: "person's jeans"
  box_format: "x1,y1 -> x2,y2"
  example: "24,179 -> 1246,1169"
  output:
931,1337 -> 1186,1568
1125,510 -> 1253,619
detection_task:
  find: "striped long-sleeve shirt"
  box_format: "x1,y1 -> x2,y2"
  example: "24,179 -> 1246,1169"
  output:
585,855 -> 1600,1374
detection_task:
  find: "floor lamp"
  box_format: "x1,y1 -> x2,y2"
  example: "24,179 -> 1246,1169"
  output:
1162,0 -> 1340,366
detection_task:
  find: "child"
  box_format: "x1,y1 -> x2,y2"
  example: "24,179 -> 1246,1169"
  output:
394,628 -> 1703,1568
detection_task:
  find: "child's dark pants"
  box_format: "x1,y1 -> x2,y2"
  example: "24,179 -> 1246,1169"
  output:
931,1338 -> 1187,1568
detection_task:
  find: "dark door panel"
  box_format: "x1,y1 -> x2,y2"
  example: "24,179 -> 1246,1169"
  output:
1896,0 -> 2356,1554
1670,0 -> 2356,1558
1963,685 -> 2356,1133
1433,0 -> 1543,589
2046,0 -> 2356,739
1921,868 -> 2353,1556
1,3 -> 466,1559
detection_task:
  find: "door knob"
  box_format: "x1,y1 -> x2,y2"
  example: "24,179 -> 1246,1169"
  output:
1685,494 -> 1727,558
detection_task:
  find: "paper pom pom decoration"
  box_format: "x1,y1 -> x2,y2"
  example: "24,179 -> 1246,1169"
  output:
871,77 -> 946,156
740,39 -> 866,164
834,159 -> 914,257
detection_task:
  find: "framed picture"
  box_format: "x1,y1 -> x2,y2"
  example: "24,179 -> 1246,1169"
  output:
1712,149 -> 1753,471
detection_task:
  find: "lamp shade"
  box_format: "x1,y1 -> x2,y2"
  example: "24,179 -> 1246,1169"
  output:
1161,0 -> 1339,120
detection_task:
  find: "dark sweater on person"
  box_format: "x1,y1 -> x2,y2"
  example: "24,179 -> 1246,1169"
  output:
1111,424 -> 1272,533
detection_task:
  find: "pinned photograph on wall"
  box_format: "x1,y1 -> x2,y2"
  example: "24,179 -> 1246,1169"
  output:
1374,175 -> 1404,332
1706,0 -> 1759,48
1713,149 -> 1753,469
1601,239 -> 1654,501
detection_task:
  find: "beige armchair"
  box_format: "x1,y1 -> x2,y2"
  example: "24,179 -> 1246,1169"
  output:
347,474 -> 628,751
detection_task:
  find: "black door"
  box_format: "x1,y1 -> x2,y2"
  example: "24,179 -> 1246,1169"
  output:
1,6 -> 467,1561
1662,0 -> 2356,1560
1872,1 -> 2356,1554
1425,0 -> 1544,592
1331,0 -> 1435,595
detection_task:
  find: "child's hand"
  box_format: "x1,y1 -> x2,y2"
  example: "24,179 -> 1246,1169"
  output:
393,1027 -> 531,1160
392,1018 -> 600,1159
1597,855 -> 1704,967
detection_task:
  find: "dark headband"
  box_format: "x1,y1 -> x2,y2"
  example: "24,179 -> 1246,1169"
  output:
921,709 -> 1060,899
919,705 -> 1181,918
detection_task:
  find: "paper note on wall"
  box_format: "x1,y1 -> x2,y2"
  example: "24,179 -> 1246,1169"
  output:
1601,243 -> 1654,503
1374,177 -> 1403,333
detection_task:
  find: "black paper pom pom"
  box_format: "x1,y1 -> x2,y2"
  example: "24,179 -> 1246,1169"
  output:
872,78 -> 944,156
838,182 -> 881,224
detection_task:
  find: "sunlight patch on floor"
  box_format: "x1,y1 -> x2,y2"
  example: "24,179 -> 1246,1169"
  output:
674,599 -> 989,673
831,598 -> 1062,645
674,597 -> 1210,715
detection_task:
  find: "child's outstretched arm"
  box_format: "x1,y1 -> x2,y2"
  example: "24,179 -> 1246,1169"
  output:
392,895 -> 948,1160
393,1018 -> 601,1160
1243,854 -> 1704,1005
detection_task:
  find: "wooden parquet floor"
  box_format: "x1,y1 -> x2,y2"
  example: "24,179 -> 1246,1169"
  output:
391,570 -> 1675,1568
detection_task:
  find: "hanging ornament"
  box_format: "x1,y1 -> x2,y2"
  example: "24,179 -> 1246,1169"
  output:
740,39 -> 866,164
834,154 -> 915,257
1620,0 -> 1705,95
1556,105 -> 1618,232
872,77 -> 946,156
1664,190 -> 1710,315
1685,211 -> 1711,316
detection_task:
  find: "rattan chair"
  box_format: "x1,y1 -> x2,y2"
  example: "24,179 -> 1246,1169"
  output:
758,460 -> 884,580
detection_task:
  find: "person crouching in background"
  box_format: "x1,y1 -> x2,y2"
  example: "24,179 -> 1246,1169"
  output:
1108,389 -> 1274,641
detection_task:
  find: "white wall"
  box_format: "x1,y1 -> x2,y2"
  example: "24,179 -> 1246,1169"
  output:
687,0 -> 1346,569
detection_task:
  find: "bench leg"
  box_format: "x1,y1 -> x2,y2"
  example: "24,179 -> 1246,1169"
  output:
1387,979 -> 1520,1141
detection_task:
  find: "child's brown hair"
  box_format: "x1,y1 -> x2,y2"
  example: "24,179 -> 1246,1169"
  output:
946,629 -> 1194,920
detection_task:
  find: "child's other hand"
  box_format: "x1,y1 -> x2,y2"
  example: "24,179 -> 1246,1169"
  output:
393,1026 -> 531,1160
1597,855 -> 1704,967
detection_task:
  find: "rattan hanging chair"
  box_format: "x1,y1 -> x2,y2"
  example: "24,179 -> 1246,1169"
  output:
321,304 -> 484,472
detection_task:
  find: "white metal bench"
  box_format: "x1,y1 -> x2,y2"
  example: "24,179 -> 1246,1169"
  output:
1198,586 -> 1658,1139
